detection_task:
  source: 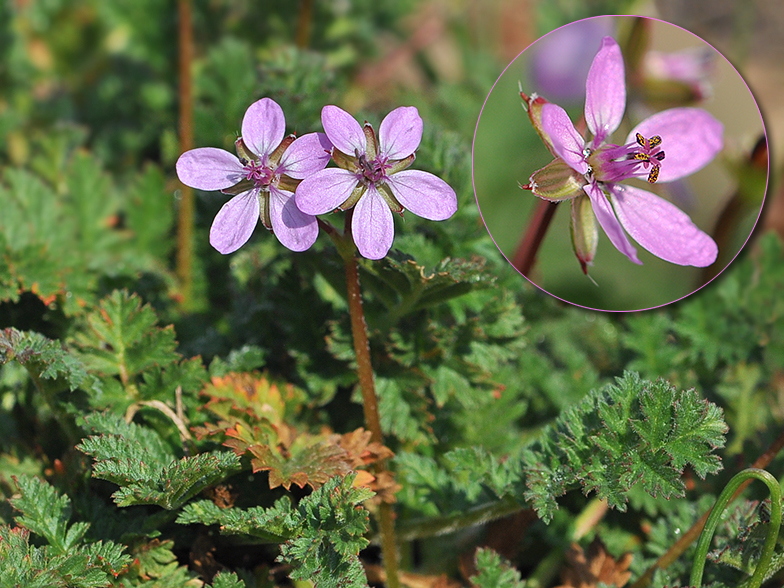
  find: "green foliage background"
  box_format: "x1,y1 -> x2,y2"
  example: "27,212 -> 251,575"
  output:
0,1 -> 780,588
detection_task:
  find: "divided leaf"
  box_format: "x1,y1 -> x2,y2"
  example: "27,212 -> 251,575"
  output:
361,254 -> 493,319
179,475 -> 373,588
77,412 -> 241,510
523,372 -> 727,522
4,477 -> 132,586
0,328 -> 88,392
10,475 -> 87,554
73,290 -> 178,381
470,547 -> 526,588
196,373 -> 392,493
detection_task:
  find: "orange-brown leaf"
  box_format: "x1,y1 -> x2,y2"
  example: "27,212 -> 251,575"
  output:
556,538 -> 632,588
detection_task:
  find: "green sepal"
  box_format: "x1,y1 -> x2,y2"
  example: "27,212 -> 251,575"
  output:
528,158 -> 586,202
332,148 -> 360,172
377,183 -> 403,213
234,137 -> 256,163
259,192 -> 272,230
363,123 -> 378,159
387,153 -> 416,175
221,179 -> 255,196
277,175 -> 300,193
570,193 -> 598,274
269,134 -> 297,166
339,184 -> 367,211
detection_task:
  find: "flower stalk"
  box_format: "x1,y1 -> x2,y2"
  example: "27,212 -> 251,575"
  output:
512,198 -> 558,275
341,233 -> 401,588
690,468 -> 781,588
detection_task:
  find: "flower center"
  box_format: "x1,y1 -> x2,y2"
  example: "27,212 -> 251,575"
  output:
357,153 -> 388,185
243,159 -> 275,188
587,132 -> 666,185
630,133 -> 666,183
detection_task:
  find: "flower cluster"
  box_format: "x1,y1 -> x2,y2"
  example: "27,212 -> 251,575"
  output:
176,98 -> 457,259
523,36 -> 723,272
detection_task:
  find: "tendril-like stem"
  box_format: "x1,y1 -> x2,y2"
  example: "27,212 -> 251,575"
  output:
690,468 -> 781,588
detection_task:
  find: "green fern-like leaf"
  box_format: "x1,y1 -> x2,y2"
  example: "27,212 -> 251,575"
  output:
523,372 -> 727,522
470,547 -> 525,588
77,412 -> 241,510
73,290 -> 178,380
0,328 -> 88,391
3,478 -> 132,587
209,571 -> 247,588
9,475 -> 87,554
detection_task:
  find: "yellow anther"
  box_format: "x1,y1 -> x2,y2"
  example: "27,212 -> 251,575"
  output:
636,133 -> 645,147
647,165 -> 660,183
648,135 -> 662,148
633,152 -> 650,161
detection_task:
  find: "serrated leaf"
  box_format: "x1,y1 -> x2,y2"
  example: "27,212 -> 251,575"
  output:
73,290 -> 179,382
10,475 -> 78,553
522,372 -> 727,522
210,571 -> 246,588
77,412 -> 241,510
362,254 -> 493,320
470,547 -> 525,588
0,328 -> 88,392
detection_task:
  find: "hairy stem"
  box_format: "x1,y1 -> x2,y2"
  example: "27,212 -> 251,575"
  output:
690,468 -> 781,588
512,199 -> 558,276
630,428 -> 784,588
176,0 -> 195,305
343,252 -> 401,588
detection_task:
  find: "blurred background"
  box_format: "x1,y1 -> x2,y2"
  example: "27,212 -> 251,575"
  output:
473,15 -> 766,310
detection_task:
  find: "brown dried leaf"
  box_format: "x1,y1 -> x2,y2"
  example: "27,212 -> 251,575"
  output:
556,538 -> 632,588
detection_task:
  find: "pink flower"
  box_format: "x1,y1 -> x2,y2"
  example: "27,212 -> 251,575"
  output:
295,105 -> 457,260
527,36 -> 722,271
176,98 -> 331,254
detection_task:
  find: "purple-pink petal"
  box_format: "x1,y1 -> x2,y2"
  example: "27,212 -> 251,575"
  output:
176,148 -> 244,191
584,181 -> 641,264
378,106 -> 423,160
268,187 -> 318,252
241,98 -> 286,159
295,168 -> 360,215
352,185 -> 395,260
541,103 -> 589,175
385,169 -> 457,221
321,105 -> 367,156
585,36 -> 626,145
627,108 -> 723,183
278,132 -> 333,180
609,183 -> 718,266
210,191 -> 260,254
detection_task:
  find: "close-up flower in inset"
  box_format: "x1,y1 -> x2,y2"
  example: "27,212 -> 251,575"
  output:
295,105 -> 458,260
176,98 -> 332,254
524,36 -> 723,273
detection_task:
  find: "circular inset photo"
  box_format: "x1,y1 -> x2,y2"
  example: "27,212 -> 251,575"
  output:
473,15 -> 768,311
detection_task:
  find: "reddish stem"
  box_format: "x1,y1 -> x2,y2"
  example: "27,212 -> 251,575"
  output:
512,198 -> 559,276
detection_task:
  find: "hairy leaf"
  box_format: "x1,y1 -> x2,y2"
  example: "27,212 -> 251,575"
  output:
523,372 -> 727,522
